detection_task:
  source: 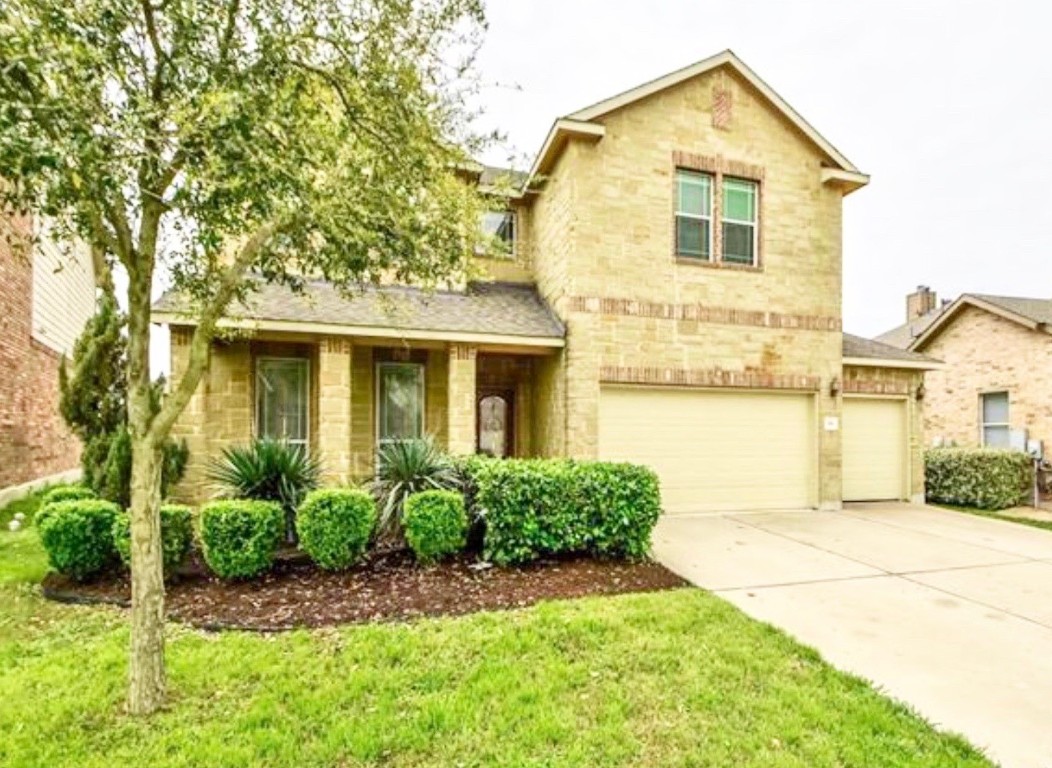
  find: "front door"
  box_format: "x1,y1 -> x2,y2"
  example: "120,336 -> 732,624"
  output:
477,390 -> 513,458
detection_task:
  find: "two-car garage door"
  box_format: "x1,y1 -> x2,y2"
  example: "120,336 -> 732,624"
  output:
598,387 -> 816,513
598,386 -> 909,513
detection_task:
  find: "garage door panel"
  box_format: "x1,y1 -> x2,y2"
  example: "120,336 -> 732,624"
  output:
599,387 -> 815,513
842,397 -> 906,502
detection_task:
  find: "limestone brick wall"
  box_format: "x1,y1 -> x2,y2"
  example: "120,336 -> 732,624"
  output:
920,306 -> 1052,449
843,365 -> 926,499
525,64 -> 848,506
317,337 -> 352,484
425,349 -> 449,448
531,350 -> 566,458
446,343 -> 477,455
349,345 -> 375,478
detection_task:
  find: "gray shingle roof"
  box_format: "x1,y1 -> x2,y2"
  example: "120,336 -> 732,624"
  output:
153,279 -> 565,340
479,165 -> 529,191
843,332 -> 940,364
876,293 -> 1052,349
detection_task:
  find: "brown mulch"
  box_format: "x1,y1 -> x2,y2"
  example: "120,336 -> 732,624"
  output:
41,550 -> 688,632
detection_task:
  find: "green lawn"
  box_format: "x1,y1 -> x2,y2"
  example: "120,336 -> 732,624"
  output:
937,502 -> 1052,534
0,496 -> 992,767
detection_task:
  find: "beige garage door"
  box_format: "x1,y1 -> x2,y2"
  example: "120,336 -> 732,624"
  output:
598,386 -> 815,513
842,397 -> 907,502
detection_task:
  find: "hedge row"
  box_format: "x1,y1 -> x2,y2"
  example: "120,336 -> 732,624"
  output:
925,448 -> 1032,510
460,457 -> 662,565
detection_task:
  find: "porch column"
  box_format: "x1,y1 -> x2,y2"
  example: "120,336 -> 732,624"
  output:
168,327 -> 209,503
317,337 -> 353,484
447,343 -> 477,455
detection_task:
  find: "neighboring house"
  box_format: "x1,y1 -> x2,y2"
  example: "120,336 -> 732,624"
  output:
0,212 -> 95,494
879,286 -> 1052,452
153,49 -> 940,512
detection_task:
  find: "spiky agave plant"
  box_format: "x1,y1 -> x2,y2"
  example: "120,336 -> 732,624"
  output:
207,438 -> 323,541
369,437 -> 460,539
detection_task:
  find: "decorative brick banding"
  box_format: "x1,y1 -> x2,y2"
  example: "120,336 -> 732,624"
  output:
842,379 -> 911,396
569,296 -> 840,332
601,365 -> 821,391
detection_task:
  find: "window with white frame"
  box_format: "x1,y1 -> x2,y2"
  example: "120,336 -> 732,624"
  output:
675,169 -> 712,260
256,358 -> 309,447
981,391 -> 1010,448
480,211 -> 516,257
721,178 -> 758,265
377,362 -> 425,445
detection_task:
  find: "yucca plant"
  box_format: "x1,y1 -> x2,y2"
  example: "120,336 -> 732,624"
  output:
369,437 -> 460,539
207,438 -> 323,541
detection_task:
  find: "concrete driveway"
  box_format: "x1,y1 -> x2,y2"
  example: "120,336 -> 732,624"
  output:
653,502 -> 1052,768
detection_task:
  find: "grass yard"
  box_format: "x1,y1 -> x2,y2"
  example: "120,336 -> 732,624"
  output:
937,502 -> 1052,534
0,491 -> 992,768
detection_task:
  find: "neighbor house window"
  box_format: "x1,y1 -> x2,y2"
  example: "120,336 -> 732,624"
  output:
377,362 -> 424,444
675,169 -> 712,259
480,211 -> 516,256
721,178 -> 758,265
256,358 -> 309,447
981,391 -> 1010,448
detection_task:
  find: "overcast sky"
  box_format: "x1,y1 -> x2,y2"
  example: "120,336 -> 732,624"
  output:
472,0 -> 1052,336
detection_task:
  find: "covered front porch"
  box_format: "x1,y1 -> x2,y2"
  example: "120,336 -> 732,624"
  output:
166,329 -> 565,501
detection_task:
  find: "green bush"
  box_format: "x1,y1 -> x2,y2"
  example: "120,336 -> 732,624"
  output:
36,499 -> 120,580
199,500 -> 284,579
369,437 -> 459,538
296,489 -> 376,570
925,448 -> 1032,510
403,490 -> 468,564
40,485 -> 96,506
461,458 -> 662,565
111,505 -> 194,575
207,439 -> 322,541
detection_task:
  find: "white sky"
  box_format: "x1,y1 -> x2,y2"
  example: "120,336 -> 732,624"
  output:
472,0 -> 1052,336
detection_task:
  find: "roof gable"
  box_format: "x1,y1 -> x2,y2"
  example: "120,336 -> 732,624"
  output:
910,294 -> 1052,350
567,49 -> 860,173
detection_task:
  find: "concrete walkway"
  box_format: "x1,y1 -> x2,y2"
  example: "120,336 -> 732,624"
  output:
653,502 -> 1052,768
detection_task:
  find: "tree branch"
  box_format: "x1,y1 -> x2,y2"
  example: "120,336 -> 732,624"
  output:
147,219 -> 283,445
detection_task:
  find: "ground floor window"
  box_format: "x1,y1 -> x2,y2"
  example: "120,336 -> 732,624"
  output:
981,391 -> 1010,448
377,362 -> 424,444
256,357 -> 309,447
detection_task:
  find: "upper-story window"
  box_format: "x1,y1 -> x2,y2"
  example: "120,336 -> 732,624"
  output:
480,211 -> 516,257
675,169 -> 713,260
722,178 -> 758,266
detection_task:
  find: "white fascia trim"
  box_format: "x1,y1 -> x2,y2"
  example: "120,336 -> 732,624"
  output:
843,356 -> 945,371
527,119 -> 606,181
821,168 -> 871,194
152,312 -> 565,349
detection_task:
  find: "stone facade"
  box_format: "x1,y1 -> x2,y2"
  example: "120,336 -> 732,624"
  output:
0,213 -> 83,490
919,305 -> 1052,449
843,364 -> 926,500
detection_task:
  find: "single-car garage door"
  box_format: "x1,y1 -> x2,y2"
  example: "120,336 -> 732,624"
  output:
842,397 -> 907,501
598,386 -> 815,513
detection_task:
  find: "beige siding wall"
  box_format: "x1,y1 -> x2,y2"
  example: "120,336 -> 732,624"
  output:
30,224 -> 95,356
528,65 -> 846,506
921,306 -> 1052,449
843,365 -> 926,501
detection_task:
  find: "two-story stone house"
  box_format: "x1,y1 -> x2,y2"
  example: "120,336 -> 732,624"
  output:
153,50 -> 937,512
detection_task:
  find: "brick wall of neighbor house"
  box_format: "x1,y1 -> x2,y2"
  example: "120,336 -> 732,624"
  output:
843,365 -> 926,499
529,65 -> 846,506
0,213 -> 83,490
921,305 -> 1052,449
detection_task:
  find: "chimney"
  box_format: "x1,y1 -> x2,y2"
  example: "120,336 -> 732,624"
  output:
906,285 -> 937,322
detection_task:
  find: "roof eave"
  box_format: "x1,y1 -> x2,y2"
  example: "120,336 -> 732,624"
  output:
843,356 -> 945,371
526,118 -> 606,184
151,311 -> 566,349
821,168 -> 870,196
909,295 -> 1049,350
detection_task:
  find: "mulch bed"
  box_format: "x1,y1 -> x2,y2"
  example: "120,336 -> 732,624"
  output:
42,550 -> 688,632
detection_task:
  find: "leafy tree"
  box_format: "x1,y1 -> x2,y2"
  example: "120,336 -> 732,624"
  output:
0,0 -> 490,714
60,297 -> 189,507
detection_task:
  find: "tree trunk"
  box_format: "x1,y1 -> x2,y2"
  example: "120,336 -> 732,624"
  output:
125,249 -> 167,715
127,435 -> 166,714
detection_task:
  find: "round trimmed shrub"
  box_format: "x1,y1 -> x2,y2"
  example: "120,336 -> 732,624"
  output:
403,490 -> 468,564
36,499 -> 120,580
296,489 -> 376,570
199,500 -> 283,579
111,505 -> 194,576
41,485 -> 96,506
